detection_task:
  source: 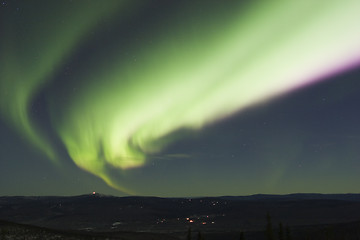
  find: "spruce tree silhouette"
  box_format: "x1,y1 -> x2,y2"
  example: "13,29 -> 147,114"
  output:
279,222 -> 284,240
266,213 -> 274,240
240,231 -> 245,240
187,227 -> 192,240
285,226 -> 292,240
197,231 -> 205,240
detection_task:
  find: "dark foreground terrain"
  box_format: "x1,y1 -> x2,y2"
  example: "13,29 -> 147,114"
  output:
0,193 -> 360,239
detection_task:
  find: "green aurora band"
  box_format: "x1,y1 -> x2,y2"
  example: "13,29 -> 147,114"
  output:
1,1 -> 360,193
0,0 -> 131,162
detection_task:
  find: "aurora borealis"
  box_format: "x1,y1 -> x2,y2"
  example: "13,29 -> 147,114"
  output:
1,0 -> 360,196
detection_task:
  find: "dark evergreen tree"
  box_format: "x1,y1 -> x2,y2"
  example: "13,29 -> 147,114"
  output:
240,231 -> 245,240
279,222 -> 284,240
197,231 -> 205,240
266,212 -> 274,240
285,225 -> 292,240
187,227 -> 192,240
324,226 -> 334,240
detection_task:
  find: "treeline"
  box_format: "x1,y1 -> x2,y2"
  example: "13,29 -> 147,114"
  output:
186,212 -> 292,240
186,213 -> 360,240
265,213 -> 292,240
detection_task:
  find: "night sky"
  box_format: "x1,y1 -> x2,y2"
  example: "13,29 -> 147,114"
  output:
1,0 -> 360,197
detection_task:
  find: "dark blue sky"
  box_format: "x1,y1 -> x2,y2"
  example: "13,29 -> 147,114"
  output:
1,0 -> 360,197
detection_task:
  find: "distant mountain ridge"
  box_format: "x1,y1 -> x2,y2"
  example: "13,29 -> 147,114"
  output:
219,193 -> 360,201
1,193 -> 360,234
2,192 -> 360,201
